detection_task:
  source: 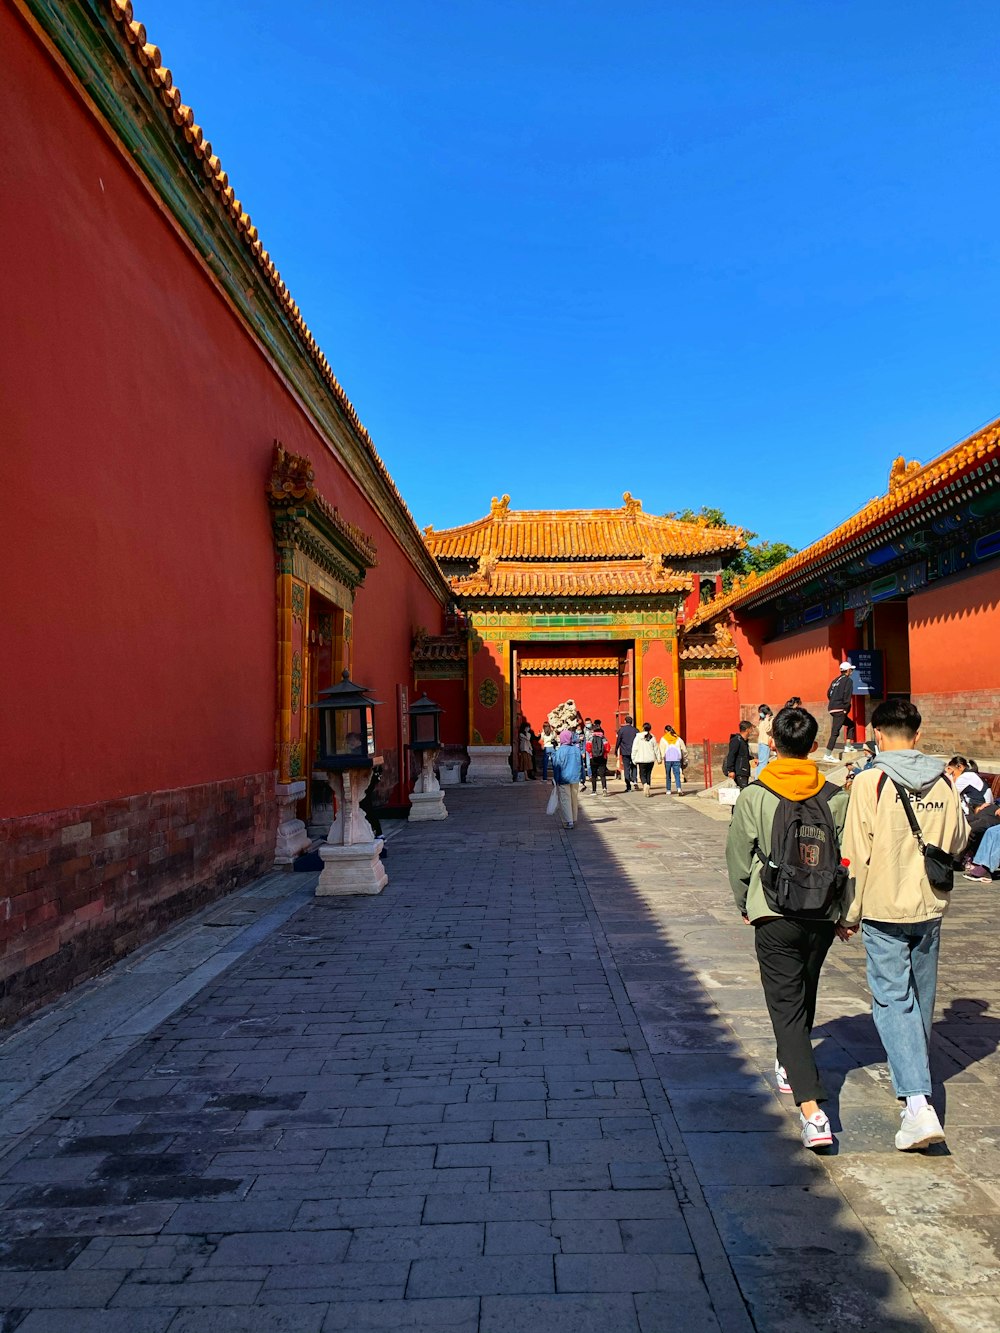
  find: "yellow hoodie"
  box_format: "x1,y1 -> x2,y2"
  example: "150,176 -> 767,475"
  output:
757,758 -> 827,802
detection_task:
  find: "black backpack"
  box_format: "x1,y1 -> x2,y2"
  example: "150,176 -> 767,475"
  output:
752,781 -> 848,918
591,732 -> 606,760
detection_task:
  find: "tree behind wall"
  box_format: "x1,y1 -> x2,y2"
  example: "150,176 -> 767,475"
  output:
668,506 -> 797,594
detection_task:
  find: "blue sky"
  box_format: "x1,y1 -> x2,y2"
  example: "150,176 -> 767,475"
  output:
138,1 -> 1000,548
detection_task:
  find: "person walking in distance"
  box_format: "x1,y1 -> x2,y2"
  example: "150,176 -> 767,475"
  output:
724,721 -> 753,788
726,705 -> 851,1150
822,661 -> 858,761
551,729 -> 583,830
539,721 -> 556,782
615,715 -> 639,792
661,725 -> 686,795
631,722 -> 660,797
839,699 -> 969,1151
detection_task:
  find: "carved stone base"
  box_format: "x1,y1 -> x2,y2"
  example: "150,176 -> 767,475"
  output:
465,745 -> 512,786
316,839 -> 387,896
274,780 -> 310,867
409,790 -> 448,822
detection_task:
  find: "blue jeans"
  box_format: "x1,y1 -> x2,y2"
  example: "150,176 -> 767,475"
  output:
862,918 -> 941,1097
756,742 -> 770,776
665,760 -> 682,791
541,750 -> 551,781
974,823 -> 1000,871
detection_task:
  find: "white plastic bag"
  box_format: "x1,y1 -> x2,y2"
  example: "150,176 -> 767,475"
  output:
546,784 -> 559,816
718,782 -> 740,806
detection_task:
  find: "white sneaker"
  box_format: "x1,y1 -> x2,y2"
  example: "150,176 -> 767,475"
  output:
800,1110 -> 833,1150
895,1105 -> 946,1151
821,752 -> 836,762
775,1060 -> 792,1094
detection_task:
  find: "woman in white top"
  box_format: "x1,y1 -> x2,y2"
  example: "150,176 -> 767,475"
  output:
631,723 -> 661,797
660,725 -> 687,794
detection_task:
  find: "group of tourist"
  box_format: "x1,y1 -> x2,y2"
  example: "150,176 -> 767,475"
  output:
516,713 -> 689,811
726,693 -> 990,1157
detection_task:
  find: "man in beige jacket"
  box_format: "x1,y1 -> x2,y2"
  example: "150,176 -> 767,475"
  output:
840,699 -> 968,1151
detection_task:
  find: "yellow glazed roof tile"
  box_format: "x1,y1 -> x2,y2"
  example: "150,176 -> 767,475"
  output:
519,656 -> 620,673
450,559 -> 690,599
685,419 -> 1000,630
425,493 -> 745,562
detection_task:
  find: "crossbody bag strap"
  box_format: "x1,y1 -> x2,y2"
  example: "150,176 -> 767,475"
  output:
888,778 -> 927,854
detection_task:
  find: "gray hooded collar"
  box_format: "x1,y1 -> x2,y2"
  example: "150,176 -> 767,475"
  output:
873,749 -> 946,795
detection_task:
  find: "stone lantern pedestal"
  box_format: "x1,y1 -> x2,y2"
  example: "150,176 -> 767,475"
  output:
274,780 -> 311,868
316,768 -> 387,896
409,749 -> 448,822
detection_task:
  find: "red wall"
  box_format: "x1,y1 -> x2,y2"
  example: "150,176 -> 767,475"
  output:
414,677 -> 468,747
0,6 -> 442,818
908,572 -> 1000,694
684,675 -> 739,746
519,676 -> 619,733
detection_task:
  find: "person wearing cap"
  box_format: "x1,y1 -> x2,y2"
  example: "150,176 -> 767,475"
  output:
550,729 -> 583,829
822,661 -> 858,761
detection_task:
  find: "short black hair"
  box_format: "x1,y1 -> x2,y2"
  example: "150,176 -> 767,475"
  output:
871,698 -> 921,739
738,720 -> 753,734
593,719 -> 602,728
771,706 -> 818,758
624,715 -> 633,725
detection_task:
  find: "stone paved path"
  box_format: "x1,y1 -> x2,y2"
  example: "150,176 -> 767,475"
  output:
0,782 -> 997,1331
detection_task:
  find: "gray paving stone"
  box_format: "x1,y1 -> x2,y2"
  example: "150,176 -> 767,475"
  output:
422,1191 -> 552,1222
556,1251 -> 703,1292
550,1220 -> 624,1253
320,1298 -> 480,1330
208,1230 -> 351,1266
407,1253 -> 554,1297
294,1197 -> 425,1230
111,1278 -> 261,1307
485,1220 -> 560,1255
345,1223 -> 483,1261
435,1141 -> 548,1168
163,1200 -> 300,1233
18,1312 -> 176,1333
684,1132 -> 827,1187
552,1190 -> 686,1220
480,1293 -> 640,1332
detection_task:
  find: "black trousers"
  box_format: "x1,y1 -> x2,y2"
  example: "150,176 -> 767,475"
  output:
637,762 -> 654,787
827,711 -> 857,750
591,757 -> 608,791
753,916 -> 836,1105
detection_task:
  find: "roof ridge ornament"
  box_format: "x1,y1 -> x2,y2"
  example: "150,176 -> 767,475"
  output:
888,456 -> 922,492
490,494 -> 511,520
622,491 -> 642,516
268,441 -> 316,504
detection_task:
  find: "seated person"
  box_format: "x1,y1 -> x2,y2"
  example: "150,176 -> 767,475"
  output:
964,800 -> 1000,869
946,756 -> 993,819
964,820 -> 1000,881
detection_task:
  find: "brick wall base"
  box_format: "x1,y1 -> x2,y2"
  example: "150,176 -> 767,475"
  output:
912,692 -> 1000,759
0,772 -> 276,1026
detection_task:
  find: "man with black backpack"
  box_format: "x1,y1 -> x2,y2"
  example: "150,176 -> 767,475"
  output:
839,699 -> 968,1151
589,719 -> 609,795
726,706 -> 850,1150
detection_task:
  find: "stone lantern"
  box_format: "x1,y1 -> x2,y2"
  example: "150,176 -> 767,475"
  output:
310,670 -> 387,895
407,693 -> 447,822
